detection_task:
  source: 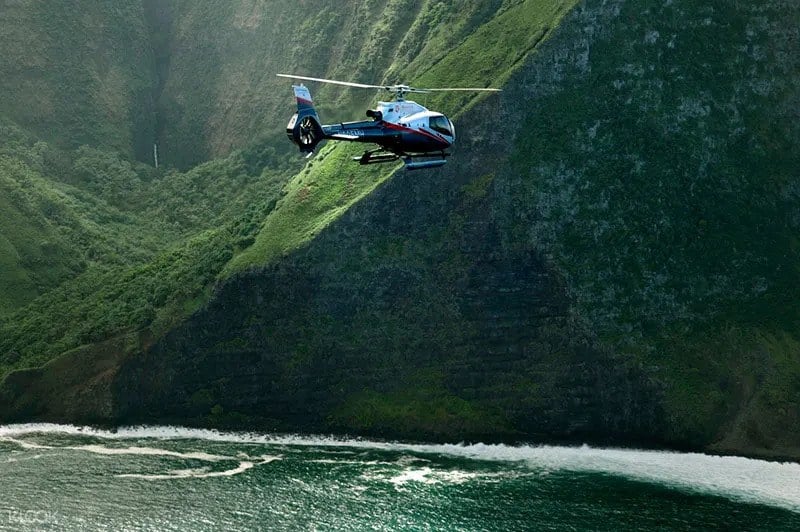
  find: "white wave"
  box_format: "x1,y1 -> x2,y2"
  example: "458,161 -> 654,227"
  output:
1,435 -> 241,462
385,467 -> 522,487
1,423 -> 799,511
1,426 -> 282,481
428,443 -> 800,512
70,444 -> 234,461
389,467 -> 435,486
0,436 -> 50,450
435,470 -> 503,484
117,460 -> 258,480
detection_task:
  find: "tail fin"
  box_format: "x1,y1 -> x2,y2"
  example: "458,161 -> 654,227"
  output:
286,85 -> 324,154
293,85 -> 317,116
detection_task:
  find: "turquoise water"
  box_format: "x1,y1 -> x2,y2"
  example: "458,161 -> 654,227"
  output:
1,425 -> 799,531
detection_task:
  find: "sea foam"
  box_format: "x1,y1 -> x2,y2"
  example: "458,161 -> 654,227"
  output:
1,423 -> 799,511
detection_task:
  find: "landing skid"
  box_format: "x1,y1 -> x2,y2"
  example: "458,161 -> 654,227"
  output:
353,149 -> 450,170
353,150 -> 399,165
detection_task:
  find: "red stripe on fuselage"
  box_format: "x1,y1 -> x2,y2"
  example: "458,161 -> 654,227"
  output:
296,97 -> 313,106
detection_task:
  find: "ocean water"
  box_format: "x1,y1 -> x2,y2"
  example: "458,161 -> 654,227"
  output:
1,424 -> 798,531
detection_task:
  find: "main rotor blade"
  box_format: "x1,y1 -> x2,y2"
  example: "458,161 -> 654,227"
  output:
277,74 -> 386,90
277,74 -> 502,96
420,87 -> 502,92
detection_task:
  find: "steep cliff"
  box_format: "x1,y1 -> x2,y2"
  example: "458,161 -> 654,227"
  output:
1,0 -> 798,459
0,0 -> 157,159
116,0 -> 800,457
116,141 -> 667,445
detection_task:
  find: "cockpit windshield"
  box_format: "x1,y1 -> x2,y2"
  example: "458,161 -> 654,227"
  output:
429,115 -> 453,136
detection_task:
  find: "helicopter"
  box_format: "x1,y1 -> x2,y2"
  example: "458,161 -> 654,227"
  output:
278,74 -> 501,170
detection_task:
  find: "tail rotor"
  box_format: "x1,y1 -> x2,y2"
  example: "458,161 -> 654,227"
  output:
298,116 -> 319,148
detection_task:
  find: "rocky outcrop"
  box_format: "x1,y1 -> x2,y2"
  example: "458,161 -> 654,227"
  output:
0,335 -> 133,425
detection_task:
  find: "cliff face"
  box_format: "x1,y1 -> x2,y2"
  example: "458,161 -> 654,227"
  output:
0,1 -> 157,159
115,0 -> 800,457
2,0 -> 799,459
115,145 -> 666,444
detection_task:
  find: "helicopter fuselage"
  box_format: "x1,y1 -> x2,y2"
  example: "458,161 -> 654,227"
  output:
286,85 -> 455,169
322,104 -> 455,153
279,74 -> 499,169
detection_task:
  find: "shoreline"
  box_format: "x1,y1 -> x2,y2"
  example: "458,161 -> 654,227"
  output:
2,420 -> 799,466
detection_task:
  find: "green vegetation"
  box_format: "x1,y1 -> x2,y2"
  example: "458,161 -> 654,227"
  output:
225,144 -> 395,273
0,126 -> 290,377
228,0 -> 573,270
406,0 -> 576,112
0,1 -> 156,159
510,0 -> 800,336
501,0 -> 800,446
0,0 -> 797,457
0,122 -> 164,314
330,383 -> 513,440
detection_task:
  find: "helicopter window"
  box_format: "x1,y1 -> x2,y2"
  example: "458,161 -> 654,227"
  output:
429,115 -> 452,136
